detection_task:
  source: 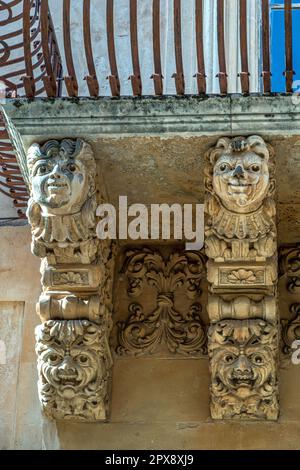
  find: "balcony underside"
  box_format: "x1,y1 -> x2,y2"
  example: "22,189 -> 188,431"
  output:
2,94 -> 300,244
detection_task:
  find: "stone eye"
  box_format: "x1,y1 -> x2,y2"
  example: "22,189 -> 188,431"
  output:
67,163 -> 77,172
37,165 -> 48,175
251,164 -> 260,172
78,355 -> 88,364
252,354 -> 263,364
225,354 -> 235,363
48,354 -> 59,363
219,163 -> 228,172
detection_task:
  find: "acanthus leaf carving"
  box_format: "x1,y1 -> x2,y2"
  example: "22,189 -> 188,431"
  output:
281,303 -> 300,356
117,248 -> 207,357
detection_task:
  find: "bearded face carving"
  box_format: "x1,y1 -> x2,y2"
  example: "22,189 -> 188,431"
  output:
27,139 -> 96,216
208,319 -> 279,420
35,320 -> 112,421
209,136 -> 271,213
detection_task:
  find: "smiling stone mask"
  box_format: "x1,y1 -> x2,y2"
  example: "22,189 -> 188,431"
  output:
210,136 -> 271,213
27,139 -> 96,216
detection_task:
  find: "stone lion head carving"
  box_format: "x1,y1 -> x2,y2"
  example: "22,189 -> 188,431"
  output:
205,136 -> 275,213
208,319 -> 278,399
27,139 -> 96,216
35,320 -> 112,420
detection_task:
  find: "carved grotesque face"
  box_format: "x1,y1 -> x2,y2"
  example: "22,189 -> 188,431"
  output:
36,320 -> 105,401
39,342 -> 100,400
211,343 -> 274,397
30,154 -> 89,215
213,151 -> 269,212
209,320 -> 277,398
27,140 -> 95,216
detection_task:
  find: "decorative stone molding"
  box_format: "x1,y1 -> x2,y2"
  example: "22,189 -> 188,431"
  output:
281,304 -> 300,356
208,319 -> 279,420
279,244 -> 300,359
208,295 -> 276,323
205,136 -> 279,420
26,138 -> 116,421
279,244 -> 300,293
116,248 -> 207,357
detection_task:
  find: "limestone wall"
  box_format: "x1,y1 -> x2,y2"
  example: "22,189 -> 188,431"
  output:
1,223 -> 300,449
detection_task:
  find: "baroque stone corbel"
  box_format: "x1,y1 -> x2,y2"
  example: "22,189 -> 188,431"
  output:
205,136 -> 279,420
26,138 -> 116,421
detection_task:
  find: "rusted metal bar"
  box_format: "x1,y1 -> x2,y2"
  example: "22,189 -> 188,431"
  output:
194,0 -> 206,94
172,0 -> 185,95
239,0 -> 250,94
261,0 -> 271,93
129,0 -> 142,96
63,0 -> 78,96
284,0 -> 294,93
151,0 -> 163,95
48,9 -> 63,97
216,0 -> 227,94
41,0 -> 56,97
22,0 -> 35,97
83,0 -> 99,97
106,0 -> 120,96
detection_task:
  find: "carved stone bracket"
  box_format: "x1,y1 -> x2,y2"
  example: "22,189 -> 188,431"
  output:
26,139 -> 116,421
205,136 -> 279,420
35,319 -> 112,421
208,319 -> 279,420
117,248 -> 207,357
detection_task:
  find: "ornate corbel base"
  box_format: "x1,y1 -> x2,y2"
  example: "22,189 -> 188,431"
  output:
24,139 -> 116,422
205,136 -> 279,420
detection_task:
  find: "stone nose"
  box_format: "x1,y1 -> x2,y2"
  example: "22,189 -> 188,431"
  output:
58,356 -> 76,373
50,164 -> 63,179
233,165 -> 245,179
236,355 -> 251,373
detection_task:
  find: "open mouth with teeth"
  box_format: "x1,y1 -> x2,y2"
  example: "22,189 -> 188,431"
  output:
230,375 -> 255,388
47,182 -> 68,189
57,374 -> 80,386
228,183 -> 252,188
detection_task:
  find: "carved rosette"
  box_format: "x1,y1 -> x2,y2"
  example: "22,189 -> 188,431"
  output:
205,136 -> 279,420
117,248 -> 207,357
26,139 -> 115,421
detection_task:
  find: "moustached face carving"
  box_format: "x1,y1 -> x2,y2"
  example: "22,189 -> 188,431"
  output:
210,136 -> 271,213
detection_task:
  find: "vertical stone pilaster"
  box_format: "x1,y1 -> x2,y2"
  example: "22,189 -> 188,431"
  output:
205,136 -> 279,420
26,139 -> 116,421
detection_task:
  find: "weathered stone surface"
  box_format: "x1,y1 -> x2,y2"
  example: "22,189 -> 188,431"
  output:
0,302 -> 24,449
205,136 -> 279,420
24,138 -> 116,422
